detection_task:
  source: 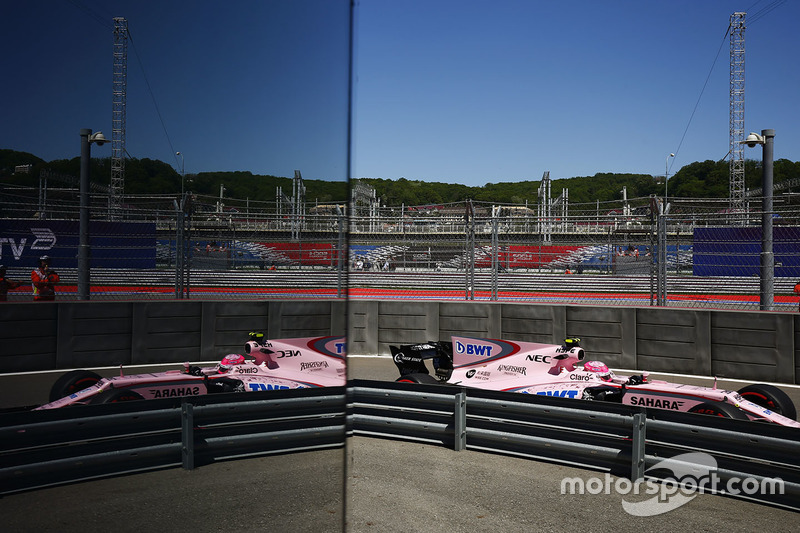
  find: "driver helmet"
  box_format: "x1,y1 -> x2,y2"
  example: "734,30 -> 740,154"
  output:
39,255 -> 51,265
218,353 -> 246,372
583,360 -> 611,381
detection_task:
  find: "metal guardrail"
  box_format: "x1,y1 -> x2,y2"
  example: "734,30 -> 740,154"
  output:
348,380 -> 800,511
0,387 -> 346,495
2,381 -> 799,510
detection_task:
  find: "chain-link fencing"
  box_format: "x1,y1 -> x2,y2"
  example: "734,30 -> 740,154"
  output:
2,182 -> 799,311
347,196 -> 800,312
0,185 -> 348,301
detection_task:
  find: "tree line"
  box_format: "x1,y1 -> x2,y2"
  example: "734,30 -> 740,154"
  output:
2,149 -> 799,208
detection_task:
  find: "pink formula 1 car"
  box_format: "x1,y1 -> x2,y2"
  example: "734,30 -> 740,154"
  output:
36,333 -> 346,409
391,336 -> 800,428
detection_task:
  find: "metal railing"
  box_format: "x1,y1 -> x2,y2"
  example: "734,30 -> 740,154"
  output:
349,380 -> 800,511
2,188 -> 799,308
0,387 -> 346,495
2,381 -> 798,510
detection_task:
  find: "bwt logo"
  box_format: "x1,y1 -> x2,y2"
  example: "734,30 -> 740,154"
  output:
0,228 -> 57,261
537,390 -> 579,399
454,341 -> 494,357
248,383 -> 294,391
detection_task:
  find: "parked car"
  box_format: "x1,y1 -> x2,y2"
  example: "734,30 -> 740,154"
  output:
36,333 -> 346,409
390,336 -> 799,427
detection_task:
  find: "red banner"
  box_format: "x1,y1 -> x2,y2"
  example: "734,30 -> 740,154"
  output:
257,242 -> 336,266
475,245 -> 581,268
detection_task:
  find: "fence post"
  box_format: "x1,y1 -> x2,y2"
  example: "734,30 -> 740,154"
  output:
454,391 -> 466,451
657,209 -> 668,306
630,410 -> 646,481
337,207 -> 346,298
491,207 -> 498,300
182,400 -> 195,470
174,198 -> 184,298
465,200 -> 475,301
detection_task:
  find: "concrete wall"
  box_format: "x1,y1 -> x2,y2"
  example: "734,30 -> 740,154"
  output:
348,301 -> 800,384
0,300 -> 347,373
1,299 -> 797,384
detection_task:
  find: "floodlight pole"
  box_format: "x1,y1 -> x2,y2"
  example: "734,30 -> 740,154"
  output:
79,129 -> 91,300
665,152 -> 675,202
79,128 -> 108,300
760,129 -> 775,311
740,129 -> 775,310
177,151 -> 185,196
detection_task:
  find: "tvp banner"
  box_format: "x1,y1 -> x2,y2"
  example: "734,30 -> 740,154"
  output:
0,220 -> 156,269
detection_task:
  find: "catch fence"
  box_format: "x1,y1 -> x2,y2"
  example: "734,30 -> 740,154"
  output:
1,184 -> 799,310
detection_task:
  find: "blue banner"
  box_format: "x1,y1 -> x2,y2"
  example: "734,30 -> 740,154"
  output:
693,226 -> 800,277
0,220 -> 156,269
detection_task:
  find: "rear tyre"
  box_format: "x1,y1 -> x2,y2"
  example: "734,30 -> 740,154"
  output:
90,388 -> 144,404
583,386 -> 623,402
688,401 -> 749,420
396,373 -> 439,384
49,370 -> 102,402
738,384 -> 797,420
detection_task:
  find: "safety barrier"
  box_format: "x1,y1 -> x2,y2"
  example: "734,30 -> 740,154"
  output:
348,380 -> 800,511
1,381 -> 799,511
0,387 -> 346,495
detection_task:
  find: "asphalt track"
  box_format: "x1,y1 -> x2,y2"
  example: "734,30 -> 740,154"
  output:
4,268 -> 800,311
1,359 -> 799,531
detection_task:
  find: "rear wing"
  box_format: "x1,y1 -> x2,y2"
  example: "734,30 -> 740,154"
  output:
389,341 -> 454,379
391,336 -> 585,378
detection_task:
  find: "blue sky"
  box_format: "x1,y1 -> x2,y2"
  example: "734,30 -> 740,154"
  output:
1,1 -> 352,181
354,0 -> 800,184
1,1 -> 798,187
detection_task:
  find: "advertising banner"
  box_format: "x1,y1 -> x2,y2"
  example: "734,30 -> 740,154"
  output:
693,226 -> 800,277
0,220 -> 157,269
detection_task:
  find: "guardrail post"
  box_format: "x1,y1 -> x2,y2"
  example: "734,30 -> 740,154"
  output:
182,401 -> 195,470
454,391 -> 466,451
630,410 -> 646,481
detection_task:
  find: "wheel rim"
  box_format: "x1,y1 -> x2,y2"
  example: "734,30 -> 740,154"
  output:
690,404 -> 734,418
740,391 -> 776,411
69,377 -> 98,394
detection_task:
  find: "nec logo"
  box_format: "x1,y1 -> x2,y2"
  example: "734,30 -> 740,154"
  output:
525,354 -> 552,364
454,341 -> 493,357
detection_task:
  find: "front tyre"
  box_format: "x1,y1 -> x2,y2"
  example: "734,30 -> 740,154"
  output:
688,401 -> 749,420
90,388 -> 144,404
396,373 -> 439,384
738,384 -> 797,420
49,370 -> 102,402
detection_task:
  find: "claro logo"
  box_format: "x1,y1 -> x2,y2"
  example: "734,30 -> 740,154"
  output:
454,341 -> 494,357
0,228 -> 57,261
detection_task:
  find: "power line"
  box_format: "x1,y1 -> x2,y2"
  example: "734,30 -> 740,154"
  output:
667,24 -> 730,176
66,0 -> 112,30
126,26 -> 180,169
66,2 -> 180,172
748,0 -> 787,25
745,0 -> 764,11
